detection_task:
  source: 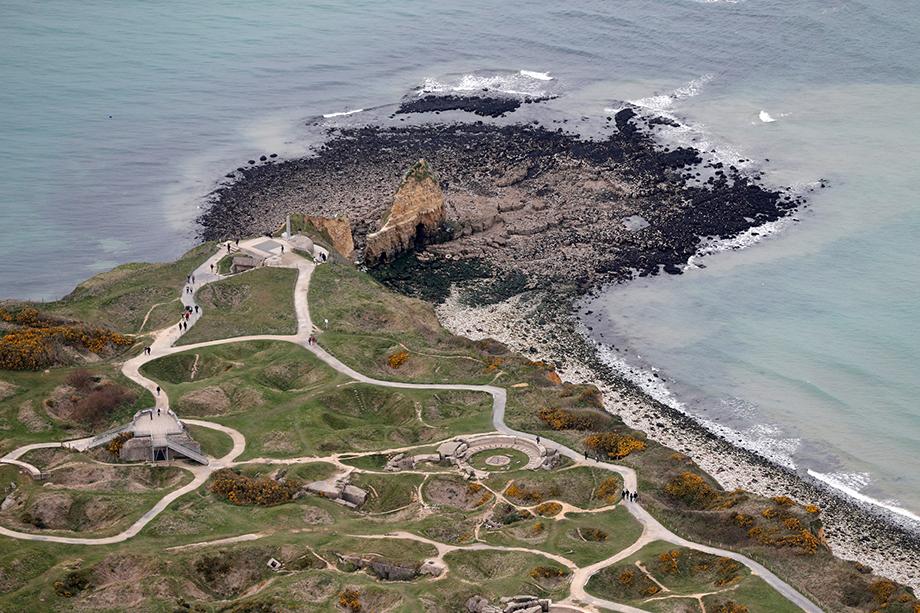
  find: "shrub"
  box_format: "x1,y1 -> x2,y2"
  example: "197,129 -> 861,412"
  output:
805,504 -> 820,514
71,383 -> 136,426
338,588 -> 362,612
772,495 -> 795,506
775,529 -> 820,555
584,432 -> 646,459
579,527 -> 608,542
657,549 -> 681,574
504,481 -> 558,504
0,308 -> 133,371
594,477 -> 620,503
732,512 -> 755,528
386,350 -> 409,369
529,565 -> 568,579
538,407 -> 607,431
53,568 -> 93,597
484,356 -> 503,372
664,472 -> 727,510
530,521 -> 545,536
105,431 -> 134,456
65,369 -> 95,392
209,469 -> 301,506
534,501 -> 562,517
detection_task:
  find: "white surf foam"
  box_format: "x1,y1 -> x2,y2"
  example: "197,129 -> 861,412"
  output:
759,110 -> 777,123
629,74 -> 714,111
519,69 -> 553,81
418,70 -> 552,98
808,469 -> 920,523
590,337 -> 800,469
322,108 -> 364,118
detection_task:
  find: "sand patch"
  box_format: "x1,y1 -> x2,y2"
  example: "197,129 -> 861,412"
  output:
289,574 -> 337,602
0,380 -> 16,401
303,505 -> 334,525
484,454 -> 511,467
263,431 -> 299,453
425,476 -> 491,510
17,400 -> 50,432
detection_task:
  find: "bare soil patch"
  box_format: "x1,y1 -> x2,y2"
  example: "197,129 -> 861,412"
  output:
178,386 -> 230,415
17,400 -> 50,432
48,464 -> 185,493
425,476 -> 491,510
263,431 -> 299,453
0,380 -> 16,401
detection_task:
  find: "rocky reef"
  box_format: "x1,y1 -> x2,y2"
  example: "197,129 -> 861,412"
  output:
199,110 -> 801,300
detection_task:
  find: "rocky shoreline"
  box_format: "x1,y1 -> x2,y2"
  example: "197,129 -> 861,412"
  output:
196,97 -> 918,589
199,107 -> 802,295
434,287 -> 920,591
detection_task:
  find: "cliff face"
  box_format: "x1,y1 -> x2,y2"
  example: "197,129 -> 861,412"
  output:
304,215 -> 355,259
364,159 -> 445,265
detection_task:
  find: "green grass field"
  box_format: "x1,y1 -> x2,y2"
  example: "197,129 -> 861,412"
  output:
177,267 -> 298,345
34,243 -> 215,334
0,364 -> 155,454
585,540 -> 801,613
141,341 -> 494,460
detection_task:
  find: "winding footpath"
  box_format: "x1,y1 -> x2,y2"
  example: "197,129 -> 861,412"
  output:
0,240 -> 821,612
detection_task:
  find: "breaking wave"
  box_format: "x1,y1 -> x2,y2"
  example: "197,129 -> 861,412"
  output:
808,469 -> 920,523
417,69 -> 557,98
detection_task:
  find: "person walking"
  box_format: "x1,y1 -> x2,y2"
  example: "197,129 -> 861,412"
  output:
194,305 -> 199,314
210,263 -> 214,273
227,243 -> 231,253
536,436 -> 540,444
156,386 -> 160,396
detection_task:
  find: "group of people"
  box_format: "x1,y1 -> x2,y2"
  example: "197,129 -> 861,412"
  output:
307,335 -> 317,345
622,489 -> 639,503
142,346 -> 152,355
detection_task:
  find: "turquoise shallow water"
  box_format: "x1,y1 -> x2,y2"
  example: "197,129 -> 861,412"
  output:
1,1 -> 917,518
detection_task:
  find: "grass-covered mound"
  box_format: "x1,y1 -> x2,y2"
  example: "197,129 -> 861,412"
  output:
178,266 -> 298,345
585,540 -> 801,613
488,466 -> 621,510
0,462 -> 190,538
481,506 -> 642,567
142,341 -> 493,458
0,366 -> 153,452
26,243 -> 215,335
0,307 -> 133,371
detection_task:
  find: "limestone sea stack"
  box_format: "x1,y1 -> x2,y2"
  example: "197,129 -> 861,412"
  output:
364,159 -> 445,265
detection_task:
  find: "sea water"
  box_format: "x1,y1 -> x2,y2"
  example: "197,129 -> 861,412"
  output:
1,0 -> 918,519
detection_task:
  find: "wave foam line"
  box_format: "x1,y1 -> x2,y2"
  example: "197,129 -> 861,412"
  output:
629,74 -> 714,111
519,69 -> 553,81
322,108 -> 364,118
808,469 -> 920,524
